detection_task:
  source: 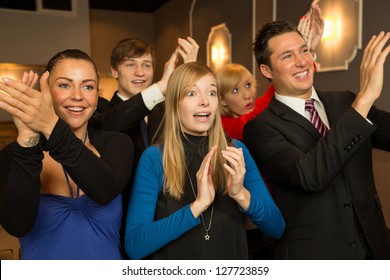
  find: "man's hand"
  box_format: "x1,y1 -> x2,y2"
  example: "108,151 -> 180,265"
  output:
157,37 -> 199,95
352,31 -> 390,117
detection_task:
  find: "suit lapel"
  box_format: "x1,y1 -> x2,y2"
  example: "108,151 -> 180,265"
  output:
268,98 -> 322,139
317,91 -> 338,128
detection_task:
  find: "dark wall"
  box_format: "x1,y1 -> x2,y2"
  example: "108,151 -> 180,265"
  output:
192,0 -> 253,68
154,0 -> 193,81
154,0 -> 254,80
154,0 -> 274,96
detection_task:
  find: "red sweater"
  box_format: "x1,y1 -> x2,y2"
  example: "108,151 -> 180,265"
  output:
221,84 -> 275,141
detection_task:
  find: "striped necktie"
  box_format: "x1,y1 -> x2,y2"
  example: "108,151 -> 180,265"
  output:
305,99 -> 328,137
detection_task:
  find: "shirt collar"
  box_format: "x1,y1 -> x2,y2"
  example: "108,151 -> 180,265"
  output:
275,87 -> 320,116
116,92 -> 130,101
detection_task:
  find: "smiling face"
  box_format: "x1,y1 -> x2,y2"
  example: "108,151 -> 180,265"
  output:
221,74 -> 256,117
178,73 -> 219,136
111,53 -> 154,99
49,59 -> 98,133
260,31 -> 314,99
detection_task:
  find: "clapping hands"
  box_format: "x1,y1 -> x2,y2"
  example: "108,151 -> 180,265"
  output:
0,71 -> 58,146
297,0 -> 324,52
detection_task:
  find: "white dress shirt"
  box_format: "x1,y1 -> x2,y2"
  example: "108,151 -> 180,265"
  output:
275,87 -> 330,129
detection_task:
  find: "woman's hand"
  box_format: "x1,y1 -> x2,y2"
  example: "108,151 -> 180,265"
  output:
308,2 -> 324,52
157,37 -> 199,95
5,71 -> 40,146
297,1 -> 324,52
177,37 -> 199,63
222,146 -> 251,211
19,70 -> 39,88
190,145 -> 217,218
0,71 -> 58,144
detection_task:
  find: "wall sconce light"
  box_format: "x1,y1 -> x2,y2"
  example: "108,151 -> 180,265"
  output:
322,15 -> 341,41
315,0 -> 362,72
207,23 -> 231,72
211,42 -> 228,68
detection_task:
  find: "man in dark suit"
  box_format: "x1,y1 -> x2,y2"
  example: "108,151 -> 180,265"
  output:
91,37 -> 198,258
244,19 -> 390,259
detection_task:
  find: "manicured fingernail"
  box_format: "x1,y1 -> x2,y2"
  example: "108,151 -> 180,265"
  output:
2,77 -> 9,83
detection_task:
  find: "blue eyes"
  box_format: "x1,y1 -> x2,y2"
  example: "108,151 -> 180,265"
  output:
231,83 -> 252,94
58,84 -> 95,91
84,85 -> 95,90
186,91 -> 217,96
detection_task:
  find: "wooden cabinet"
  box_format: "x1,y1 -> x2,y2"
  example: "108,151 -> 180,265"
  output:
0,226 -> 20,260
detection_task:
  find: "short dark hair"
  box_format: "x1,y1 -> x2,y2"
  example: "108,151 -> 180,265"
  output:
110,38 -> 156,70
253,19 -> 302,69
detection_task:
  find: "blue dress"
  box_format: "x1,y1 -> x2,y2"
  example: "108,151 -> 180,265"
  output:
19,193 -> 122,260
0,119 -> 133,260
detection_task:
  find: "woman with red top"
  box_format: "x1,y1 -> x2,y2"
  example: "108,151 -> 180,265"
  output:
217,65 -> 275,141
217,1 -> 324,141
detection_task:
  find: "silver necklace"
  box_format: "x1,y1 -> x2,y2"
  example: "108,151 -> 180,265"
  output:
185,165 -> 214,241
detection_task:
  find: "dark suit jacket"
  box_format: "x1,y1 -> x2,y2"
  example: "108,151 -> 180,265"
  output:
92,92 -> 164,164
243,90 -> 390,259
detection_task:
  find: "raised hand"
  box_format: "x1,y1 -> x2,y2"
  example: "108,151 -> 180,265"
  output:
19,70 -> 39,88
297,14 -> 313,49
308,1 -> 324,52
190,145 -> 217,218
352,31 -> 390,117
177,37 -> 199,63
156,48 -> 180,95
0,71 -> 59,145
297,0 -> 324,52
156,37 -> 199,95
2,70 -> 40,145
222,147 -> 246,196
222,146 -> 251,211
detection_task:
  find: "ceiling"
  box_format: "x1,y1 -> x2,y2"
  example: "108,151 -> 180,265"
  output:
89,0 -> 170,13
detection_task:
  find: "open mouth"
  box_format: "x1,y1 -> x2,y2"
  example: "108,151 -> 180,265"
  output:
66,106 -> 86,112
194,113 -> 210,117
194,112 -> 211,121
293,70 -> 308,79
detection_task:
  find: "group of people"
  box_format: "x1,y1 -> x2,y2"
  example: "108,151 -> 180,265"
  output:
0,1 -> 390,260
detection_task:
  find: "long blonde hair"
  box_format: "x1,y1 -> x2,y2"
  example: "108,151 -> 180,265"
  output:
216,63 -> 257,117
162,62 -> 228,200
